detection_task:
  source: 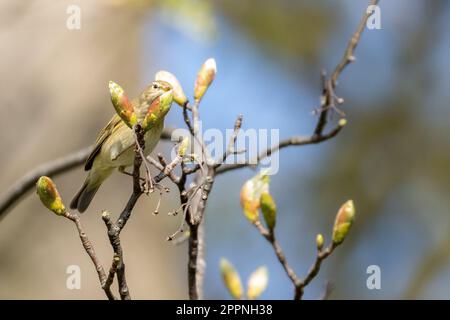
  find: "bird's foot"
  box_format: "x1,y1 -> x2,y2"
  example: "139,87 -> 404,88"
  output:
119,166 -> 146,182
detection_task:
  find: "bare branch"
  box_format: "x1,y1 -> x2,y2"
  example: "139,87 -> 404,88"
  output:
102,210 -> 130,300
215,114 -> 243,169
63,211 -> 116,300
247,0 -> 379,300
315,0 -> 379,135
100,125 -> 182,299
216,122 -> 345,175
182,101 -> 195,136
296,243 -> 337,299
0,128 -> 174,219
0,147 -> 92,219
254,222 -> 301,289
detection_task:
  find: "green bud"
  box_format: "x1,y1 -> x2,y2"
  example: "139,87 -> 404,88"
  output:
240,171 -> 270,224
247,266 -> 268,300
109,81 -> 136,128
194,58 -> 216,102
178,137 -> 190,157
332,200 -> 355,245
260,193 -> 276,231
36,176 -> 66,215
338,118 -> 347,127
220,258 -> 243,299
316,234 -> 324,250
155,70 -> 187,106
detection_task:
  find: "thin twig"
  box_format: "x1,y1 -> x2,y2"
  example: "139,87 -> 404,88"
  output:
253,222 -> 302,298
254,219 -> 337,300
215,114 -> 243,168
102,210 -> 131,300
104,253 -> 120,300
63,211 -> 116,300
216,122 -> 345,175
296,243 -> 336,299
154,153 -> 182,184
314,0 -> 379,135
182,101 -> 195,136
250,0 -> 379,299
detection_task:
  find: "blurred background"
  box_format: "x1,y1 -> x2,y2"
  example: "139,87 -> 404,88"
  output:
0,0 -> 449,299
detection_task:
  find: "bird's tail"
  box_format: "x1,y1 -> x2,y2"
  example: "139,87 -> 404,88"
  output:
70,168 -> 113,213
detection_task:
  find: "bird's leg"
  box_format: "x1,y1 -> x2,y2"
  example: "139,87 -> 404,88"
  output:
118,166 -> 146,182
133,132 -> 156,194
135,143 -> 168,194
118,166 -> 133,177
132,126 -> 168,195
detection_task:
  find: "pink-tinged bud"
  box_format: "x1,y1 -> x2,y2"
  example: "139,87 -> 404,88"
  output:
36,176 -> 66,216
109,81 -> 137,128
260,193 -> 276,231
332,200 -> 355,245
155,71 -> 187,106
240,171 -> 270,224
220,259 -> 243,299
141,85 -> 174,132
194,58 -> 217,102
247,266 -> 268,300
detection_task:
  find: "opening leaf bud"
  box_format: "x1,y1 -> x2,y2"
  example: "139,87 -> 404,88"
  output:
332,200 -> 355,245
178,137 -> 190,157
155,70 -> 187,106
220,258 -> 243,299
36,176 -> 66,216
240,171 -> 270,224
194,58 -> 217,102
316,234 -> 324,251
260,193 -> 276,231
247,266 -> 268,300
109,81 -> 136,128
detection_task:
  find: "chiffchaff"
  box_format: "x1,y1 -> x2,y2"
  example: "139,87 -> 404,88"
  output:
70,80 -> 173,213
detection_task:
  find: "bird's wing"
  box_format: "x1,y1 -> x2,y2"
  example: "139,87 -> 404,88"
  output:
84,114 -> 122,171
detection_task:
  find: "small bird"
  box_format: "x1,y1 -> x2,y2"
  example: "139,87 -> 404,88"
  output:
70,80 -> 173,213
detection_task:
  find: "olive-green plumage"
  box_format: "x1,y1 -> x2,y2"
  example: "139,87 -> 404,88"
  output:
70,80 -> 173,213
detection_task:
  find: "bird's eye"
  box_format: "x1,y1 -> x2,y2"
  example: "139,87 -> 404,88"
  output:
152,84 -> 158,90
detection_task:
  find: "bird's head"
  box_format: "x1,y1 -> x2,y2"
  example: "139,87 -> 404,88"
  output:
138,80 -> 174,129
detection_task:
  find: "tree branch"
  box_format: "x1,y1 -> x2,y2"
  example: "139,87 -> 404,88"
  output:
98,124 -> 181,300
63,210 -> 116,300
314,0 -> 379,135
254,222 -> 301,289
296,243 -> 336,299
8,0 -> 379,301
0,147 -> 92,219
216,122 -> 345,175
0,128 -> 174,219
246,0 -> 380,300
